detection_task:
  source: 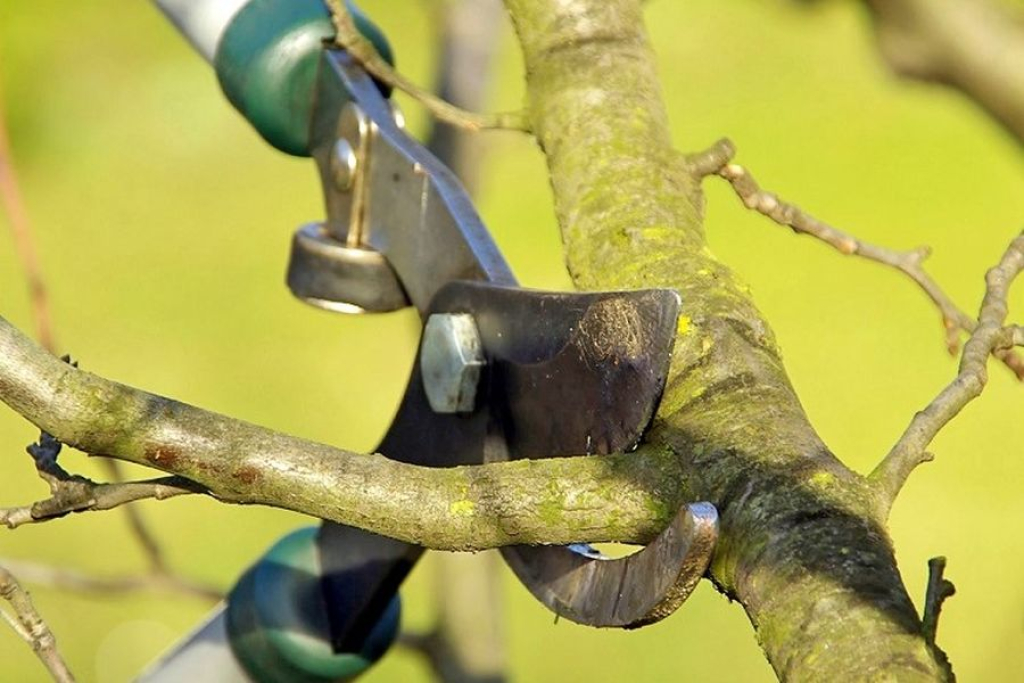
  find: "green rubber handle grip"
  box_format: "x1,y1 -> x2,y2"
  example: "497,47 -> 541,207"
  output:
214,0 -> 393,156
226,527 -> 401,683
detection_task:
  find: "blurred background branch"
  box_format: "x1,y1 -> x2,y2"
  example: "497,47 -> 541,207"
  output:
861,0 -> 1024,145
414,1 -> 508,680
0,564 -> 75,682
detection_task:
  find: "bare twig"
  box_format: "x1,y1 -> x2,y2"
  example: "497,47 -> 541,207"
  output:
1,429 -> 204,528
688,138 -> 1024,378
3,431 -> 219,599
870,232 -> 1024,508
921,556 -> 956,646
1000,324 -> 1024,348
0,475 -> 203,529
324,0 -> 528,132
0,76 -> 56,353
0,565 -> 75,683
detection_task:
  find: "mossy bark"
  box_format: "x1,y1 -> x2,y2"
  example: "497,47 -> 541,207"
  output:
503,0 -> 948,679
0,315 -> 683,549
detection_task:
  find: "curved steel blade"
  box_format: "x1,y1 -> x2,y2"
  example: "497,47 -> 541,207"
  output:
319,282 -> 691,646
502,503 -> 718,628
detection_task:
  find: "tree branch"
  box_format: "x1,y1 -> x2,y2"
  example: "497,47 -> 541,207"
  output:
861,0 -> 1024,146
871,232 -> 1024,508
688,137 -> 1024,378
0,314 -> 681,551
0,565 -> 75,683
1,427 -> 203,528
503,0 -> 949,678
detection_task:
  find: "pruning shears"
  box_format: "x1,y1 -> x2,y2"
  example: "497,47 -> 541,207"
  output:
141,2 -> 718,681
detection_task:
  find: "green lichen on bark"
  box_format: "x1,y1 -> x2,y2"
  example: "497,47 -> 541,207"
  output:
0,315 -> 682,550
503,0 -> 948,679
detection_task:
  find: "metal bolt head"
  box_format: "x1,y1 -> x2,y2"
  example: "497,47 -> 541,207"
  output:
330,139 -> 358,191
421,314 -> 485,414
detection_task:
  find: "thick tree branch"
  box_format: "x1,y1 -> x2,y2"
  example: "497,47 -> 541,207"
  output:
862,0 -> 1024,146
0,315 -> 681,551
0,565 -> 75,683
504,0 -> 948,678
871,232 -> 1024,507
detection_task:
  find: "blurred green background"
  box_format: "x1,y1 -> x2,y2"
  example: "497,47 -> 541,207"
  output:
1,0 -> 1022,681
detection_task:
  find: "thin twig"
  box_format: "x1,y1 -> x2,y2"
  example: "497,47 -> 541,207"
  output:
0,75 -> 56,353
688,138 -> 1024,379
870,232 -> 1024,508
0,565 -> 75,683
921,556 -> 955,646
2,429 -> 205,528
0,558 -> 221,602
0,476 -> 203,528
1000,324 -> 1024,348
324,0 -> 528,132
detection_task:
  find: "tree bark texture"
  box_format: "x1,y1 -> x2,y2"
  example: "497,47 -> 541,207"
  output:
502,0 -> 946,679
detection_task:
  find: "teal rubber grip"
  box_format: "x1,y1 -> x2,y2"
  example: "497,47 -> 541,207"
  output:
214,0 -> 393,156
226,527 -> 401,683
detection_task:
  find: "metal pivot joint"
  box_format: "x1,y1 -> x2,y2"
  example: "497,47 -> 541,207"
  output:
286,100 -> 410,313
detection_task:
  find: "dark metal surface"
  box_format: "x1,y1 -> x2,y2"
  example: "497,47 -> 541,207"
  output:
286,223 -> 407,313
502,503 -> 718,628
320,282 -> 683,649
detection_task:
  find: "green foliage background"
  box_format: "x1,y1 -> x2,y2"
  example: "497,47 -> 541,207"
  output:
1,1 -> 1022,681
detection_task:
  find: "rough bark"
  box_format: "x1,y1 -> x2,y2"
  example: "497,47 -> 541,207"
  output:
502,0 -> 945,679
0,315 -> 681,550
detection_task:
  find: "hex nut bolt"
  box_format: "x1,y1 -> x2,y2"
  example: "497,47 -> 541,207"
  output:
421,313 -> 485,414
